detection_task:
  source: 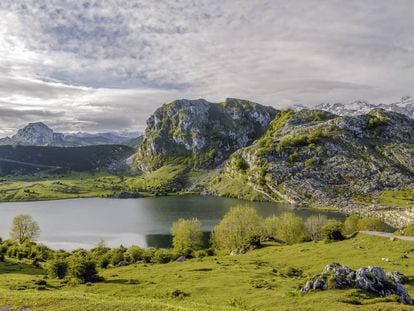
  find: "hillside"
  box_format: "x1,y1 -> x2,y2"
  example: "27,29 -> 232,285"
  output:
0,145 -> 135,175
134,98 -> 278,170
207,108 -> 414,224
1,233 -> 414,310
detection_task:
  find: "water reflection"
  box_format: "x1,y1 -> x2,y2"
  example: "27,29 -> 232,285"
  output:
0,196 -> 344,250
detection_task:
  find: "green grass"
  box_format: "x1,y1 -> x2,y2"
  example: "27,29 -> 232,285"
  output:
1,233 -> 413,310
354,189 -> 414,209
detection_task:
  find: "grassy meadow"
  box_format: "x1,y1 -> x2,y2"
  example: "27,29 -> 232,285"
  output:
1,233 -> 414,310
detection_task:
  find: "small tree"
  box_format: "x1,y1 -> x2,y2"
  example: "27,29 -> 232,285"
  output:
171,218 -> 202,254
343,214 -> 360,234
212,206 -> 263,253
10,214 -> 40,244
273,213 -> 306,244
305,214 -> 328,241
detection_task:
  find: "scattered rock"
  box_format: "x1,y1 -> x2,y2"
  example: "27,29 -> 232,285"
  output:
301,263 -> 413,305
381,257 -> 390,262
171,289 -> 189,298
400,254 -> 409,259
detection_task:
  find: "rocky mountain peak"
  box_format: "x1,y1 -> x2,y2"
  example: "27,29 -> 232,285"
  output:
135,98 -> 278,170
13,122 -> 55,146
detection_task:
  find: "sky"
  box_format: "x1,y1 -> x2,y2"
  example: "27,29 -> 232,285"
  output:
0,1 -> 413,136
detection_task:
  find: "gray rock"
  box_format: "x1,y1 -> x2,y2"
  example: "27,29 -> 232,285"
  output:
313,279 -> 327,290
355,266 -> 391,296
176,256 -> 186,262
302,263 -> 414,305
116,261 -> 130,267
301,280 -> 313,293
387,271 -> 408,284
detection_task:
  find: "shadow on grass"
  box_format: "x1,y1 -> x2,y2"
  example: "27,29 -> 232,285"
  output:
0,259 -> 46,276
103,278 -> 139,285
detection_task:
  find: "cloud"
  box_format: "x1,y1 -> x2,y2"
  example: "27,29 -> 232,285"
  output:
0,0 -> 413,135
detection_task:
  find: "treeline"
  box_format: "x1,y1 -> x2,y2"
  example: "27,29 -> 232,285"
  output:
0,208 -> 393,286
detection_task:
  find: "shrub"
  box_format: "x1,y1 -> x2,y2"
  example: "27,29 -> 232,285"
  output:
125,245 -> 144,263
153,249 -> 174,264
69,256 -> 101,283
171,218 -> 203,254
212,206 -> 263,253
48,259 -> 69,279
110,248 -> 125,266
321,219 -> 345,241
142,247 -> 157,263
0,253 -> 4,262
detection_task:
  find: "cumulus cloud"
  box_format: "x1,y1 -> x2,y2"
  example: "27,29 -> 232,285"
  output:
0,0 -> 413,136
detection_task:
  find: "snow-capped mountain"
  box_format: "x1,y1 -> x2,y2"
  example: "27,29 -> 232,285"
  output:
295,97 -> 414,118
0,122 -> 141,147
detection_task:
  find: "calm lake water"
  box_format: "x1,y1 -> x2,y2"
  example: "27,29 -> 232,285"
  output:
0,196 -> 344,250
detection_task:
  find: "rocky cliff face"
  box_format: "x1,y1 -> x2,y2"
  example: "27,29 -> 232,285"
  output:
215,108 -> 414,210
134,98 -> 278,170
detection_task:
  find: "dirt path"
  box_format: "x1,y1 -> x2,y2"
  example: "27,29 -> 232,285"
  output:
360,231 -> 414,241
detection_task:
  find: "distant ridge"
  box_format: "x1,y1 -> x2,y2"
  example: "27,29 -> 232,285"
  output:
0,122 -> 142,147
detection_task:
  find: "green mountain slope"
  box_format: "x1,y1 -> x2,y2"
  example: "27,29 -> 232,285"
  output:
208,108 -> 414,219
0,145 -> 135,175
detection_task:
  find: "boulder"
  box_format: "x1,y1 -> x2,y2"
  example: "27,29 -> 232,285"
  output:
176,256 -> 186,262
116,261 -> 130,267
301,263 -> 413,305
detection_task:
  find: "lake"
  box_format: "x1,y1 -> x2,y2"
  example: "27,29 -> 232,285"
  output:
0,195 -> 344,250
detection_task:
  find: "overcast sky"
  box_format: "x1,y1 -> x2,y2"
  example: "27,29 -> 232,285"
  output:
0,1 -> 413,136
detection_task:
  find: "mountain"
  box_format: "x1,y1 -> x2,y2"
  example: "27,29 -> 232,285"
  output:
296,97 -> 414,118
134,98 -> 278,170
0,122 -> 142,147
0,145 -> 135,175
210,108 -> 414,213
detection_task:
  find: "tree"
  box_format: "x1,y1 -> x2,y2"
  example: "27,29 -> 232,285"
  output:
343,214 -> 360,235
212,206 -> 263,252
273,213 -> 306,244
305,214 -> 328,241
171,218 -> 202,254
9,214 -> 40,244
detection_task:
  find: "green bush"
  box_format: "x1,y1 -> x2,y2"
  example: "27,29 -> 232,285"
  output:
48,259 -> 68,279
110,248 -> 125,266
125,245 -> 144,263
69,256 -> 101,283
153,249 -> 175,264
321,219 -> 345,241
